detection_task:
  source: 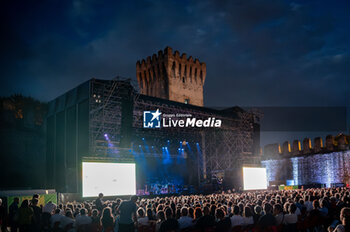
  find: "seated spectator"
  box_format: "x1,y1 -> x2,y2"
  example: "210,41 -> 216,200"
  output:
257,203 -> 276,228
320,199 -> 329,217
243,206 -> 254,225
193,207 -> 203,225
137,208 -> 149,226
50,208 -> 64,228
332,207 -> 350,232
156,210 -> 165,232
43,201 -> 57,214
304,195 -> 313,212
274,204 -> 284,226
284,204 -> 298,225
159,208 -> 179,232
75,208 -> 92,228
231,205 -> 245,227
196,206 -> 216,230
178,207 -> 193,229
146,208 -> 155,221
60,210 -> 75,230
215,208 -> 231,232
254,205 -> 263,224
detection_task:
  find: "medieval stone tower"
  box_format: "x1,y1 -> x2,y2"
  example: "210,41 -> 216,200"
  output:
136,47 -> 206,106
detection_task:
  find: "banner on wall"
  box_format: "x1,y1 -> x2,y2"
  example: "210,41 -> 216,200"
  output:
278,185 -> 298,190
7,193 -> 57,208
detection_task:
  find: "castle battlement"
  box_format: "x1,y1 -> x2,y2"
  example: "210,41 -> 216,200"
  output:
263,133 -> 350,159
136,47 -> 206,106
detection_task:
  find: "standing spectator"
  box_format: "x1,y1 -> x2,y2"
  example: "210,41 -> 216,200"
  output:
117,195 -> 137,232
95,193 -> 104,213
42,200 -> 56,230
30,198 -> 42,231
9,197 -> 19,232
0,198 -> 7,232
18,200 -> 33,232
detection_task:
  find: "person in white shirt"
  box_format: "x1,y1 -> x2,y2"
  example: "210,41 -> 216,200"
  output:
284,204 -> 298,225
178,207 -> 194,229
137,208 -> 149,226
75,208 -> 92,228
231,205 -> 245,227
50,209 -> 64,228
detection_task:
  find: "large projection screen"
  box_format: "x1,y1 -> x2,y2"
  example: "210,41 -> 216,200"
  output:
243,167 -> 268,190
82,162 -> 136,197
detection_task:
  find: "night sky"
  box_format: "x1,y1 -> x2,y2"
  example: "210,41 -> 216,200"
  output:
1,0 -> 349,145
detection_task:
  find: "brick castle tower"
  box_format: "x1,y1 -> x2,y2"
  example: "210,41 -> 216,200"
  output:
136,47 -> 206,106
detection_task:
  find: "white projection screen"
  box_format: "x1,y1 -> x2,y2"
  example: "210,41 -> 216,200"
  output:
82,162 -> 136,197
243,167 -> 268,190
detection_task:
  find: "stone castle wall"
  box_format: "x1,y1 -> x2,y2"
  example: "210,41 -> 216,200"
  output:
263,133 -> 349,159
136,47 -> 206,106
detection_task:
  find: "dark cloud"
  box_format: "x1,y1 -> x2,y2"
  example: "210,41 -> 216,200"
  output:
0,0 -> 349,145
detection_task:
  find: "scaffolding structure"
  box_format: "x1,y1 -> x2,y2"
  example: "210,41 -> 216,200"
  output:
89,78 -> 139,156
88,78 -> 260,184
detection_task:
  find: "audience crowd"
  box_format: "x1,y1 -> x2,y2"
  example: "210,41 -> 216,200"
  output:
0,188 -> 350,232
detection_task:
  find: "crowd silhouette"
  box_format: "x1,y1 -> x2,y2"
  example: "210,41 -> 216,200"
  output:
1,188 -> 350,232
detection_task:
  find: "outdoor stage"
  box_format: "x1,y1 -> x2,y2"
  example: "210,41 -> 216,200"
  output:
46,78 -> 261,196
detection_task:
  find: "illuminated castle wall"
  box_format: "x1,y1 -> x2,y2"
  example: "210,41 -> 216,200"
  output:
262,133 -> 350,187
262,151 -> 350,187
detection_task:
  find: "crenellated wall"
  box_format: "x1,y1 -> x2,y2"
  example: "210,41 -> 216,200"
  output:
262,133 -> 350,187
136,47 -> 206,106
263,133 -> 350,159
